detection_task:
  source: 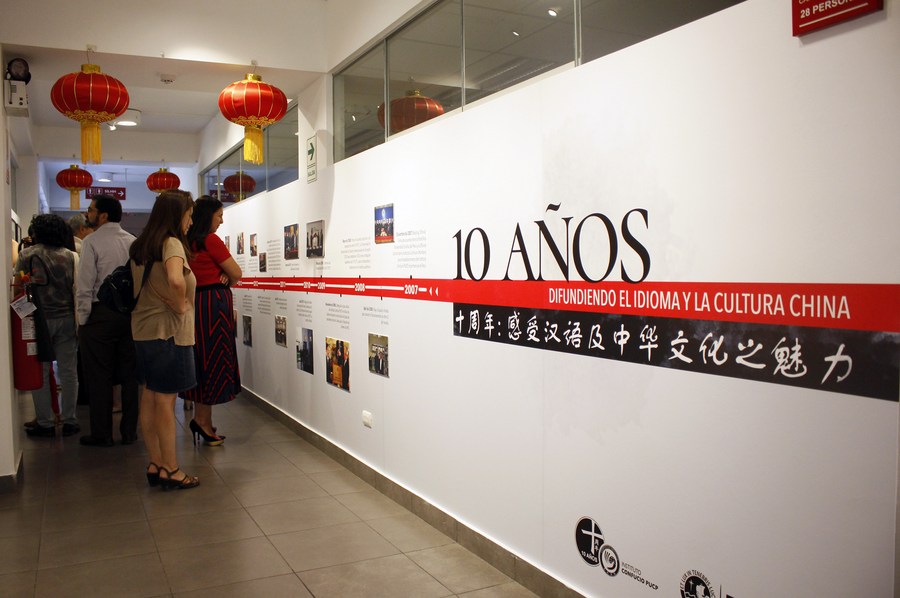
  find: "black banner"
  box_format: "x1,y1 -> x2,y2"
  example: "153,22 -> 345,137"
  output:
453,303 -> 899,401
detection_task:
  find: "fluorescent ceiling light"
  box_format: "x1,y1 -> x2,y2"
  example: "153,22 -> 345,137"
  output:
115,109 -> 142,127
96,172 -> 112,182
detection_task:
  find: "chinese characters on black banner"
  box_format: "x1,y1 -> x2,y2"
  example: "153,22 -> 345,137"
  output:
453,303 -> 899,401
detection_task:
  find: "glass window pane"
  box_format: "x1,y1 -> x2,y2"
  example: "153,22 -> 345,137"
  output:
581,0 -> 745,64
386,0 -> 461,135
267,105 -> 299,191
335,44 -> 386,161
464,1 -> 575,104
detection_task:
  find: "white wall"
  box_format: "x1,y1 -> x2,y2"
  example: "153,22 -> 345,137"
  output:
216,0 -> 900,596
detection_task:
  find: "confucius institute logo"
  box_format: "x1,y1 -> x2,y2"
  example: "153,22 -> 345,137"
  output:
575,517 -> 619,575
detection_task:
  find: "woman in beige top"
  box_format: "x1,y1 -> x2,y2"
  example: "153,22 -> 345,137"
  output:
130,191 -> 199,490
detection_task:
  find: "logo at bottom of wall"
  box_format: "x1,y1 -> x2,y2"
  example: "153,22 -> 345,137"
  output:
681,570 -> 716,598
573,515 -> 624,578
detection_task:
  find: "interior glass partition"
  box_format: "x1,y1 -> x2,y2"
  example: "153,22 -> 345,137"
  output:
333,0 -> 746,163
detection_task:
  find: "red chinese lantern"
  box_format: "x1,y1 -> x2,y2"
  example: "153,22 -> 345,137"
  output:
223,172 -> 256,201
56,165 -> 93,210
50,64 -> 129,164
146,168 -> 180,193
377,90 -> 444,134
218,74 -> 288,165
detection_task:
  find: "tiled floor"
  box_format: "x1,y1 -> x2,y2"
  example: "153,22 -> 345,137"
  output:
0,395 -> 539,598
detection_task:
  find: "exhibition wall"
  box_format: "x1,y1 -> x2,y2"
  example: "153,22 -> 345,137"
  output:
215,0 -> 900,595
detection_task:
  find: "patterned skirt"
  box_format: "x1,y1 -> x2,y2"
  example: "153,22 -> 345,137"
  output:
183,284 -> 240,405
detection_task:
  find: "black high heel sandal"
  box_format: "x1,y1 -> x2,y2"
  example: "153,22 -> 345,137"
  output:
146,462 -> 160,487
158,467 -> 199,490
189,419 -> 224,446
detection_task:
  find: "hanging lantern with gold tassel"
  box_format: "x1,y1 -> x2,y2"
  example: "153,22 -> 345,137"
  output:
218,74 -> 288,165
56,165 -> 93,210
50,64 -> 129,164
223,171 -> 256,202
146,168 -> 181,193
377,90 -> 444,134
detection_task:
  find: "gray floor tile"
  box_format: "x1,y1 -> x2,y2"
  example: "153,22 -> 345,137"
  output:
298,553 -> 453,598
269,521 -> 400,571
366,513 -> 455,552
159,536 -> 292,593
282,449 -> 344,473
459,581 -> 541,597
198,442 -> 286,466
140,482 -> 243,520
42,493 -> 145,533
174,573 -> 313,598
35,552 -> 169,598
307,469 -> 371,495
149,507 -> 263,551
0,570 -> 37,598
38,519 -> 157,569
409,543 -> 512,594
247,495 -> 359,535
0,503 -> 44,538
0,533 -> 40,574
229,473 -> 327,507
213,457 -> 302,485
334,489 -> 410,520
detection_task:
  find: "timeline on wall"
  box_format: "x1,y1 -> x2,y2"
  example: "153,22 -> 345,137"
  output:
234,274 -> 900,401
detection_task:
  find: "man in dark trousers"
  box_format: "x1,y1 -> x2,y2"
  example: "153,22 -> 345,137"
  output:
75,195 -> 139,446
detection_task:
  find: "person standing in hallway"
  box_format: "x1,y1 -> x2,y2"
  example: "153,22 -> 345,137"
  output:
130,191 -> 199,489
183,196 -> 242,446
14,214 -> 79,438
76,194 -> 139,447
67,213 -> 92,254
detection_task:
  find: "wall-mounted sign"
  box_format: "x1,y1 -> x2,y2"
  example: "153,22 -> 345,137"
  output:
792,0 -> 883,36
307,135 -> 317,183
85,186 -> 126,200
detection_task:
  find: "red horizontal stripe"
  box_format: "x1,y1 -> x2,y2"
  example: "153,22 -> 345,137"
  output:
233,277 -> 900,333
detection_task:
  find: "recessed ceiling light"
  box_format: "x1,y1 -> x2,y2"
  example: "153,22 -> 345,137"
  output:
512,30 -> 520,37
548,8 -> 559,17
96,172 -> 112,182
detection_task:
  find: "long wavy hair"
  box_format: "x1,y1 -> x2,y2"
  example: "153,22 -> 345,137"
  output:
186,195 -> 223,251
130,191 -> 193,265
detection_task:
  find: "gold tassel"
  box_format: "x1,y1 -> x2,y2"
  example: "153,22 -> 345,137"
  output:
81,121 -> 102,164
243,126 -> 264,165
69,189 -> 80,210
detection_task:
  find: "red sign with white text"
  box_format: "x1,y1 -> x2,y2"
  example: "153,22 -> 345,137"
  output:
793,0 -> 883,35
85,186 -> 126,200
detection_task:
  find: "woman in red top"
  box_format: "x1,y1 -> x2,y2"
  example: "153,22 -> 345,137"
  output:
183,196 -> 242,444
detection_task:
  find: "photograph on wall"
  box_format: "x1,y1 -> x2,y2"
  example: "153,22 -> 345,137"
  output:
296,327 -> 314,374
307,220 -> 324,258
374,204 -> 394,244
259,252 -> 267,272
250,233 -> 258,257
284,223 -> 300,260
368,333 -> 389,377
275,315 -> 287,347
242,315 -> 252,347
236,232 -> 244,255
224,235 -> 230,251
233,310 -> 238,338
324,336 -> 350,391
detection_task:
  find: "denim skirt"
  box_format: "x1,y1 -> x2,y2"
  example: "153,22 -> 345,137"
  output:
135,337 -> 197,394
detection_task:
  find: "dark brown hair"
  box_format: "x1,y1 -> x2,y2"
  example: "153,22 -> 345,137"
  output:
186,195 -> 224,251
129,191 -> 193,265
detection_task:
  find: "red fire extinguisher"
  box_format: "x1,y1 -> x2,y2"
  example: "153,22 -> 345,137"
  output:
11,296 -> 43,391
